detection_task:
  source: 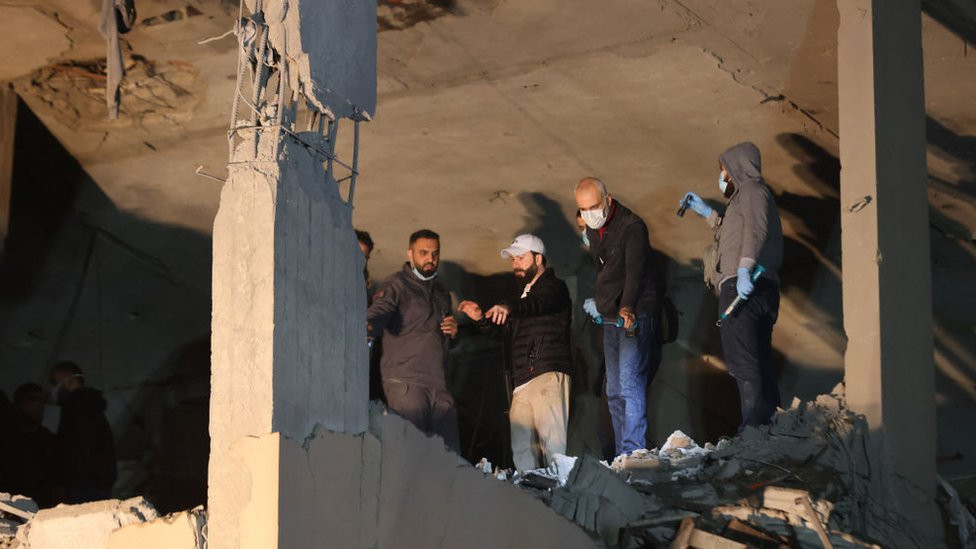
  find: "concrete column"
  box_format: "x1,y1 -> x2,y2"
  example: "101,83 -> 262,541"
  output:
0,87 -> 16,253
837,0 -> 940,542
208,131 -> 368,549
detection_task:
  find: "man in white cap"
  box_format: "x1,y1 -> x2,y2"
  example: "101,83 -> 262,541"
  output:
458,234 -> 573,472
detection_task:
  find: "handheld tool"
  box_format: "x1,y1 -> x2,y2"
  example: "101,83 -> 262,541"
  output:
676,194 -> 691,217
592,315 -> 625,328
716,265 -> 766,327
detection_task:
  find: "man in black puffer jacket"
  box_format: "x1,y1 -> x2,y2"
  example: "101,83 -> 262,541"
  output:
458,234 -> 572,472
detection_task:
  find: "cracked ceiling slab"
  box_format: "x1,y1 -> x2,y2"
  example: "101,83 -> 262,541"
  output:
0,6 -> 72,81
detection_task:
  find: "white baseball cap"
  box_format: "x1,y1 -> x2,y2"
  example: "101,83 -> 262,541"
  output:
500,234 -> 546,258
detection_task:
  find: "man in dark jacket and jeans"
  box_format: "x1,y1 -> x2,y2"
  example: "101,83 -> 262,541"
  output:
458,234 -> 572,472
367,229 -> 460,451
575,178 -> 664,456
681,141 -> 783,429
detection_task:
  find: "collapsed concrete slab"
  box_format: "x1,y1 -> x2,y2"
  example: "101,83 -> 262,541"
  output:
511,385 -> 959,547
229,408 -> 596,548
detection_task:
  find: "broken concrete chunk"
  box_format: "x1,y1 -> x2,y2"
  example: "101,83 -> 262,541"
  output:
106,507 -> 206,549
25,497 -> 158,549
551,455 -> 645,546
0,494 -> 37,522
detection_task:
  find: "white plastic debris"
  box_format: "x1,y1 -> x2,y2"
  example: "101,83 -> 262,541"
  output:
549,454 -> 578,487
475,457 -> 492,474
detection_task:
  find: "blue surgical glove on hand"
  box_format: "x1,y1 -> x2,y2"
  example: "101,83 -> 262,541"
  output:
583,298 -> 600,319
681,192 -> 712,218
736,267 -> 754,299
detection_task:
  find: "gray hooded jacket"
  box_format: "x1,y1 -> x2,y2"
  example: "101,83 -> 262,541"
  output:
705,142 -> 783,289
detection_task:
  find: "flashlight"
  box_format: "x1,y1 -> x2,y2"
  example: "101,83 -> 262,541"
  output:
677,195 -> 691,217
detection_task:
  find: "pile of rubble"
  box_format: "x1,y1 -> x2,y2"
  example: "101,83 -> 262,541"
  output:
482,384 -> 976,547
0,494 -> 204,549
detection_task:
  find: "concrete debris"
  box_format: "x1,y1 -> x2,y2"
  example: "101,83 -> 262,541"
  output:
549,455 -> 646,546
0,494 -> 38,548
476,457 -> 493,475
106,507 -> 206,549
22,497 -> 158,549
0,494 -> 38,522
513,385 -> 954,547
938,476 -> 976,548
611,430 -> 717,473
514,454 -> 580,489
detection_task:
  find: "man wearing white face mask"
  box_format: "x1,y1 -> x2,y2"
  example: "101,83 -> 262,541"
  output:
680,141 -> 784,430
574,177 -> 665,456
367,229 -> 461,451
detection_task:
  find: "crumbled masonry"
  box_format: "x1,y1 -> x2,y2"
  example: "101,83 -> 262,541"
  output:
475,383 -> 975,548
0,496 -> 205,549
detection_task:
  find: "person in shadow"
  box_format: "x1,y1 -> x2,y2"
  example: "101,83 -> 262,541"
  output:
49,361 -> 117,503
2,383 -> 57,507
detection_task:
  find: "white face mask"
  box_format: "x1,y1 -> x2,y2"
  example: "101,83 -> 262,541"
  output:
580,199 -> 609,230
580,230 -> 590,249
718,172 -> 729,195
411,264 -> 437,281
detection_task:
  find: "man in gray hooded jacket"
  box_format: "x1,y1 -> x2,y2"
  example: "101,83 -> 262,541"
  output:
681,142 -> 783,429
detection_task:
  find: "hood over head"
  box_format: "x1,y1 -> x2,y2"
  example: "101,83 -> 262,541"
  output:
719,141 -> 764,197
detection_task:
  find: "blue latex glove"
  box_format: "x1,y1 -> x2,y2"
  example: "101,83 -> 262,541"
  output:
681,192 -> 712,218
736,267 -> 755,299
582,298 -> 600,319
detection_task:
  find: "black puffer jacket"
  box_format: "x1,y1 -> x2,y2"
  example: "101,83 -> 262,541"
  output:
477,268 -> 573,388
584,202 -> 664,316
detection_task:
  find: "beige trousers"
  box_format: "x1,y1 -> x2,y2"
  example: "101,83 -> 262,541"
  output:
509,371 -> 570,472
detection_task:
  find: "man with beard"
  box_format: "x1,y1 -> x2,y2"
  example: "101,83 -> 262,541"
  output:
367,229 -> 460,451
575,177 -> 665,457
680,142 -> 783,429
458,235 -> 572,472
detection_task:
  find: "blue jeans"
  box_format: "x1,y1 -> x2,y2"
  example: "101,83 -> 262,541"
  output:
603,312 -> 661,455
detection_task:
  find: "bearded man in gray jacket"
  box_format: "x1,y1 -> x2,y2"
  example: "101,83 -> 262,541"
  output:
681,142 -> 783,429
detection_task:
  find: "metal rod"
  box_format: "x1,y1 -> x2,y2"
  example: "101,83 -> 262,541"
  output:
325,119 -> 338,181
348,119 -> 360,204
250,25 -> 269,127
195,165 -> 227,183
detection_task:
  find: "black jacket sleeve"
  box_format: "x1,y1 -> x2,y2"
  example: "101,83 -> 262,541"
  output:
619,222 -> 648,311
505,276 -> 571,319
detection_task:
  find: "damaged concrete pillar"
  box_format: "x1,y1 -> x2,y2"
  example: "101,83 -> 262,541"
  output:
208,1 -> 376,547
837,0 -> 940,542
208,136 -> 369,548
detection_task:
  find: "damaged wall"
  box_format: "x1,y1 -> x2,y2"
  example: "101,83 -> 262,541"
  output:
235,408 -> 596,549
